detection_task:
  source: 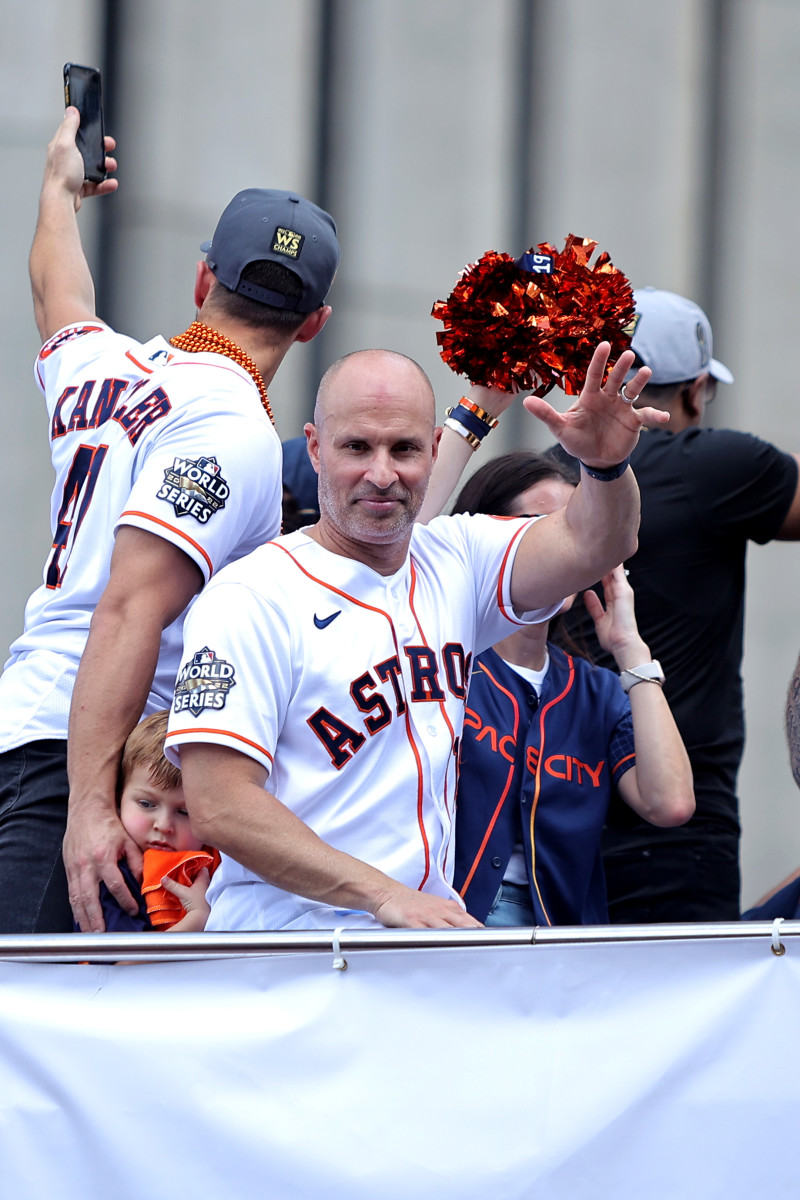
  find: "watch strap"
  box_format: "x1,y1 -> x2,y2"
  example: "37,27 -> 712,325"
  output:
620,660 -> 665,693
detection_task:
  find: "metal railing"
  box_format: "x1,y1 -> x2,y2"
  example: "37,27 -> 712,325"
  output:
0,920 -> 797,963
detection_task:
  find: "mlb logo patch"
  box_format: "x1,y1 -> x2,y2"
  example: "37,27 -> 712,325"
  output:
272,226 -> 304,259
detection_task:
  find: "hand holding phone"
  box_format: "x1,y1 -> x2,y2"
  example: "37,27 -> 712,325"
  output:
63,63 -> 106,183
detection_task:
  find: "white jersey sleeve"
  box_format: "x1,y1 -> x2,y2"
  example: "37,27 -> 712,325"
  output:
117,367 -> 281,584
410,512 -> 563,654
167,568 -> 287,774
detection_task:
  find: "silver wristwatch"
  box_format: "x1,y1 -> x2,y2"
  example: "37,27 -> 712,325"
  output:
619,660 -> 665,693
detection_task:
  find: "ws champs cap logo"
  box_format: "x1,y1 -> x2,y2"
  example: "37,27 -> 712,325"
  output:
173,647 -> 236,717
157,455 -> 229,524
272,226 -> 304,260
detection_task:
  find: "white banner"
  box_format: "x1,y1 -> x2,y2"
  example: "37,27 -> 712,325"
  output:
1,933 -> 799,1198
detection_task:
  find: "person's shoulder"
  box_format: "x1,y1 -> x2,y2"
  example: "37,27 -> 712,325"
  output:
551,645 -> 624,698
675,425 -> 785,459
208,530 -> 311,589
155,350 -> 274,422
37,319 -> 113,362
414,511 -> 519,543
634,424 -> 792,479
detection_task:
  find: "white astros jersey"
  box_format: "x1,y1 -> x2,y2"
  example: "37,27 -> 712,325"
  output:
0,321 -> 282,751
166,515 -> 559,931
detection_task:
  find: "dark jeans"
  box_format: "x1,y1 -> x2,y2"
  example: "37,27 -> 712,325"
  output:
603,835 -> 741,924
0,739 -> 73,933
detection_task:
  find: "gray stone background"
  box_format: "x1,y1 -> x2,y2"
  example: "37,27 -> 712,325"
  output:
2,0 -> 798,909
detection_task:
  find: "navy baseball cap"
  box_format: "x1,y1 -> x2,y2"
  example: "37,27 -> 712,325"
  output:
630,287 -> 733,385
201,188 -> 339,313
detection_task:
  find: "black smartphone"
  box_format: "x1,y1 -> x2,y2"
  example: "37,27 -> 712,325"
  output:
63,63 -> 106,183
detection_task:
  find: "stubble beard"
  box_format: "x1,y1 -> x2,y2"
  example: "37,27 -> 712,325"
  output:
317,475 -> 421,546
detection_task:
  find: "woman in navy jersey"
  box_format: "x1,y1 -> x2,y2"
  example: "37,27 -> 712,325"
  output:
451,452 -> 694,926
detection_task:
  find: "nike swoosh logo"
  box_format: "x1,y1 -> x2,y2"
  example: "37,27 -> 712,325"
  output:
314,610 -> 341,630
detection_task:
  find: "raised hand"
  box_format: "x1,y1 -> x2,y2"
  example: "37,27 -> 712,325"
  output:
584,565 -> 651,670
45,108 -> 118,211
523,341 -> 665,467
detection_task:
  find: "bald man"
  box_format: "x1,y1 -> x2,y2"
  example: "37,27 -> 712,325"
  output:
164,345 -> 658,931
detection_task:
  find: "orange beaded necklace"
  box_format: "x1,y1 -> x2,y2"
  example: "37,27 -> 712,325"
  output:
169,321 -> 275,426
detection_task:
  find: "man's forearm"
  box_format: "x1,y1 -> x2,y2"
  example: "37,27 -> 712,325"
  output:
68,601 -> 163,816
30,183 -> 95,342
564,467 -> 640,575
181,746 -> 480,929
510,467 -> 640,613
190,773 -> 397,916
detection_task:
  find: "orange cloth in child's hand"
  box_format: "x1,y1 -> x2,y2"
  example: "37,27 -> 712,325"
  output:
141,847 -> 221,930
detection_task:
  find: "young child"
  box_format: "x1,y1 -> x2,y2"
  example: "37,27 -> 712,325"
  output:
97,709 -> 218,932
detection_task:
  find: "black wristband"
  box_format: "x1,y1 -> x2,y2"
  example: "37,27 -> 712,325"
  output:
579,456 -> 630,482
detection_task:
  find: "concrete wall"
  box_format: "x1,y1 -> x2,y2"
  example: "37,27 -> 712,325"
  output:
2,0 -> 799,907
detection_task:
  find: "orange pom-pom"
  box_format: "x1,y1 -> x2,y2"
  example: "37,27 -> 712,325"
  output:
432,235 -> 636,395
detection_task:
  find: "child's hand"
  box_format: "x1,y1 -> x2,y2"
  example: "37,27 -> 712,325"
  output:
162,868 -> 210,932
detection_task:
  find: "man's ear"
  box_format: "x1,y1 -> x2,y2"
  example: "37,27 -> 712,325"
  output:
294,305 -> 332,344
304,421 -> 321,473
194,261 -> 216,311
432,425 -> 442,462
682,374 -> 709,422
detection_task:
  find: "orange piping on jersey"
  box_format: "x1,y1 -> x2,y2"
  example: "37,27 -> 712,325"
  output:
272,542 -> 433,887
495,519 -> 535,626
404,558 -> 448,884
165,727 -> 273,764
270,542 -> 409,620
119,510 -> 214,577
458,659 -> 521,898
124,350 -> 155,374
612,751 -> 635,776
528,654 -> 575,926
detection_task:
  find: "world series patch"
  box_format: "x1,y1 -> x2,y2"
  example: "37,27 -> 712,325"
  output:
173,646 -> 236,717
156,454 -> 229,524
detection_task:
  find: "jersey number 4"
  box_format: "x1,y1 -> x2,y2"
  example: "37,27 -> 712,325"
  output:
46,443 -> 109,589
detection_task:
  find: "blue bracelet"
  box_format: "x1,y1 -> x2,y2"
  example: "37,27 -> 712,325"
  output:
579,456 -> 630,481
445,405 -> 495,441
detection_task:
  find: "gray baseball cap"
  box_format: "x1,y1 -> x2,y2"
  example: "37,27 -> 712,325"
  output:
631,287 -> 734,385
201,188 -> 339,313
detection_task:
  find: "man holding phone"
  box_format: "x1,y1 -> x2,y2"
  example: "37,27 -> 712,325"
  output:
0,102 -> 339,933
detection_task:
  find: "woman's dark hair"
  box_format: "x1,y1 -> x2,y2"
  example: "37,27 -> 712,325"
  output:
451,450 -> 578,517
451,450 -> 591,660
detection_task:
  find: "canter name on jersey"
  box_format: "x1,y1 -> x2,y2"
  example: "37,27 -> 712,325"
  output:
50,376 -> 171,446
308,641 -> 471,769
